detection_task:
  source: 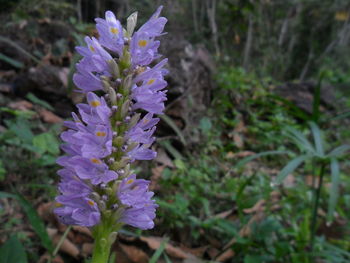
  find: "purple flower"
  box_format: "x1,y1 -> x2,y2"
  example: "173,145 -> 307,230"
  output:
55,196 -> 100,227
130,7 -> 167,67
55,7 -> 167,230
73,157 -> 118,185
127,144 -> 157,161
117,175 -> 158,230
77,92 -> 111,125
95,11 -> 124,56
138,6 -> 167,37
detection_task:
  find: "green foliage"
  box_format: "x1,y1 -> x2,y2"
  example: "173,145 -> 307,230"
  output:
0,192 -> 53,253
0,235 -> 28,263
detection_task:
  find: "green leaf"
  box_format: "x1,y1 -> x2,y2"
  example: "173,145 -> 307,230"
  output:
26,93 -> 54,111
163,253 -> 173,263
149,239 -> 167,263
199,117 -> 212,134
5,118 -> 34,144
0,192 -> 53,253
327,158 -> 340,223
0,160 -> 6,181
0,235 -> 28,263
32,132 -> 59,155
235,150 -> 288,169
159,140 -> 184,160
0,191 -> 17,199
285,127 -> 315,154
160,115 -> 186,145
0,53 -> 24,69
309,122 -> 324,157
15,194 -> 53,253
275,155 -> 309,184
327,144 -> 350,158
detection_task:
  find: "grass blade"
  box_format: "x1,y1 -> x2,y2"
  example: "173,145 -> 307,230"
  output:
235,150 -> 288,169
309,122 -> 324,157
0,235 -> 28,263
149,239 -> 167,263
327,158 -> 340,223
0,52 -> 24,68
275,155 -> 308,184
16,193 -> 53,253
328,145 -> 350,158
160,115 -> 186,145
26,93 -> 54,111
285,127 -> 315,154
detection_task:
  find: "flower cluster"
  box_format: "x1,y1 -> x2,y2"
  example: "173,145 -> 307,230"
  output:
55,6 -> 167,230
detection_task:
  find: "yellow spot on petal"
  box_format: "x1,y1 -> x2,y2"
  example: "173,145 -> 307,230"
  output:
55,202 -> 63,207
87,200 -> 95,206
147,79 -> 155,85
90,100 -> 101,107
89,45 -> 95,52
96,131 -> 106,137
91,158 -> 101,164
110,27 -> 119,34
138,40 -> 147,47
143,119 -> 149,124
126,179 -> 134,185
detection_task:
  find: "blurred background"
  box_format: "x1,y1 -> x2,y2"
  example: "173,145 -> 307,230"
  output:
1,0 -> 350,262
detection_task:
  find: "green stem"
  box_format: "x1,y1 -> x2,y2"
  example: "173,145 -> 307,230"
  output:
310,163 -> 325,251
91,217 -> 118,263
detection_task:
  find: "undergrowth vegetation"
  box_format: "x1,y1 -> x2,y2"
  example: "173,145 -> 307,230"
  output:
0,1 -> 350,263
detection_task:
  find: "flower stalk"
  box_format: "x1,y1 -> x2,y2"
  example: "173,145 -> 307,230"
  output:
54,6 -> 168,262
310,163 -> 326,251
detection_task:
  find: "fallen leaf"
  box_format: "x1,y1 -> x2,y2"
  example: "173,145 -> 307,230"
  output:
150,165 -> 165,190
81,243 -> 94,257
119,244 -> 149,263
233,133 -> 244,149
155,148 -> 174,167
283,174 -> 295,188
216,249 -> 234,262
38,253 -> 64,263
140,236 -> 193,259
243,200 -> 265,214
58,68 -> 69,88
9,100 -> 33,111
234,120 -> 246,133
52,234 -> 79,258
211,209 -> 233,219
72,226 -> 92,237
39,109 -> 63,123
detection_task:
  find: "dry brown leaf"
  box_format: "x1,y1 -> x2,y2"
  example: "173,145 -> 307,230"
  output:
140,236 -> 192,259
0,83 -> 12,93
233,133 -> 244,149
243,200 -> 266,214
216,249 -> 235,262
225,151 -> 255,159
211,209 -> 233,219
119,244 -> 149,263
72,226 -> 92,237
234,120 -> 246,133
81,243 -> 94,257
150,165 -> 165,190
283,174 -> 296,188
39,109 -> 63,123
38,253 -> 64,263
155,148 -> 175,167
52,234 -> 80,258
180,245 -> 208,258
58,68 -> 69,88
9,100 -> 33,111
37,202 -> 55,222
